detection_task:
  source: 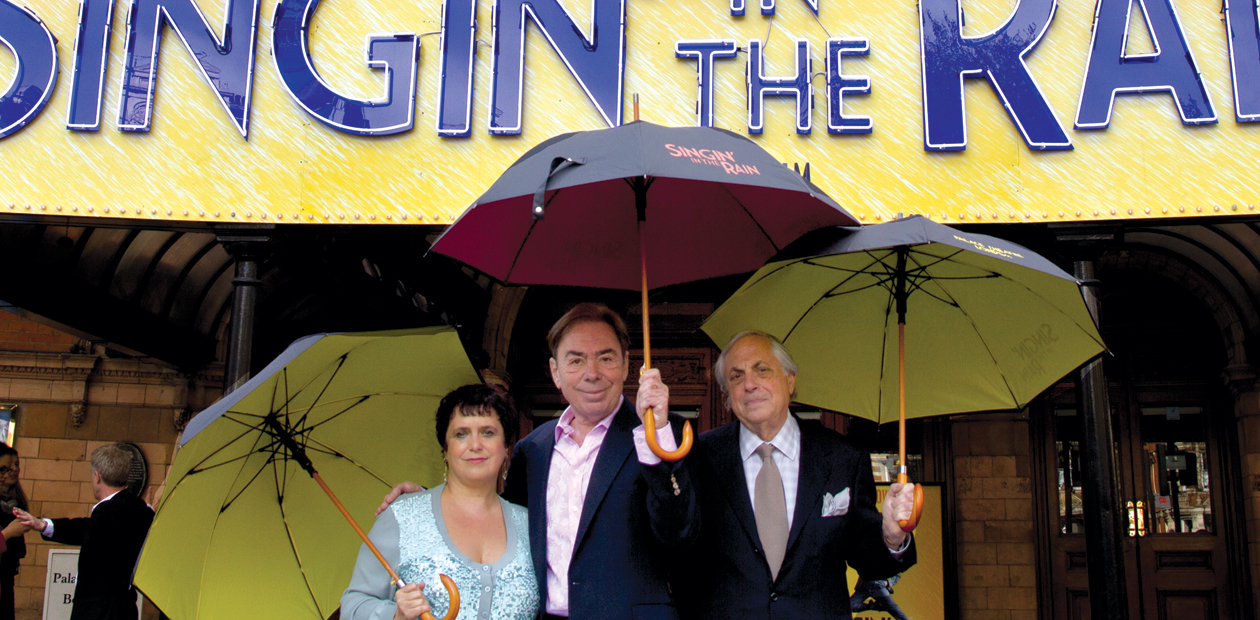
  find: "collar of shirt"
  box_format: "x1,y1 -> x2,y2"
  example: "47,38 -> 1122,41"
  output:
553,395 -> 624,444
92,490 -> 121,513
738,413 -> 800,463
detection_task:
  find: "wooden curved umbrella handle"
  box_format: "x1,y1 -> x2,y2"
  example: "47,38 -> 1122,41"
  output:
643,408 -> 693,461
896,482 -> 925,533
419,574 -> 461,620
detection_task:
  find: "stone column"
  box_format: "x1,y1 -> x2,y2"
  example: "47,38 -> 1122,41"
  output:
1224,363 -> 1260,612
1073,258 -> 1128,620
217,230 -> 271,394
1052,224 -> 1127,620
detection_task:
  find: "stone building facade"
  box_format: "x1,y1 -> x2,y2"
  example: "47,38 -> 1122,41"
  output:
0,309 -> 221,619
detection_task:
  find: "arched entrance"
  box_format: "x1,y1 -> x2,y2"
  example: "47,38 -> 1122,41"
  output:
1037,262 -> 1251,620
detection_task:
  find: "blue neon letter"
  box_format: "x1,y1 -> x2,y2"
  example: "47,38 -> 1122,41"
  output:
1224,0 -> 1260,122
747,38 -> 812,135
66,0 -> 114,131
676,39 -> 738,128
0,1 -> 58,140
731,0 -> 817,16
436,0 -> 476,136
1075,0 -> 1216,128
273,0 -> 420,136
826,37 -> 872,135
488,0 -> 624,135
118,0 -> 261,138
919,0 -> 1069,151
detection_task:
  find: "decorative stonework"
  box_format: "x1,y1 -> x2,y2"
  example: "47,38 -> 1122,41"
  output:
174,407 -> 195,433
68,402 -> 87,428
629,354 -> 709,384
1223,364 -> 1258,399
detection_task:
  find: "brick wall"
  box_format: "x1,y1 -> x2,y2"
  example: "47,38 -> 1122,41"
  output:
0,313 -> 222,619
953,415 -> 1038,620
0,310 -> 79,354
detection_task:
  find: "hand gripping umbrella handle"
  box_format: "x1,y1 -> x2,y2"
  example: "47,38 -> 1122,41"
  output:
895,473 -> 925,533
643,407 -> 694,461
310,473 -> 461,620
395,574 -> 461,620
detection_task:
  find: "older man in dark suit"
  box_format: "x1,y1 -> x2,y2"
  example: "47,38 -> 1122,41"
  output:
15,443 -> 153,620
670,331 -> 917,620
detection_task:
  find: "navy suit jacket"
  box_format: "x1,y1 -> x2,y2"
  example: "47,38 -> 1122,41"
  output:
673,419 -> 916,620
46,491 -> 154,620
504,399 -> 700,620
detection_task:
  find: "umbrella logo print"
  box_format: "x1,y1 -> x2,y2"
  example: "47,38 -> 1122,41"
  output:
663,143 -> 761,175
951,235 -> 1024,260
1012,324 -> 1061,382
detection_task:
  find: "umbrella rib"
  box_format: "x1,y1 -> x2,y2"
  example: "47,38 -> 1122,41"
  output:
271,452 -> 326,616
929,281 -> 1022,406
783,257 -> 886,342
718,182 -> 781,252
504,204 -> 546,283
292,355 -> 350,433
998,275 -> 1108,349
178,420 -> 267,478
302,436 -> 396,487
301,395 -> 371,433
216,410 -> 269,419
251,392 -> 449,420
219,451 -> 281,512
876,292 -> 895,423
187,452 -> 259,475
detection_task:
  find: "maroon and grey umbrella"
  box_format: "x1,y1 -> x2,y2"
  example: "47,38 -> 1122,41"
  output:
432,120 -> 857,459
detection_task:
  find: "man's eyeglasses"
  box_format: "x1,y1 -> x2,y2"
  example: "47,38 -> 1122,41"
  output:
0,463 -> 19,476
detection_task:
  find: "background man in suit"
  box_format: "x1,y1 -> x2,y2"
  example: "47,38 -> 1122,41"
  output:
669,331 -> 917,619
382,303 -> 699,620
14,443 -> 154,620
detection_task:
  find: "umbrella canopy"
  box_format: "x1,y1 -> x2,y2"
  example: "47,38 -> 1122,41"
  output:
431,120 -> 855,461
430,120 -> 858,290
701,215 -> 1106,423
134,327 -> 480,620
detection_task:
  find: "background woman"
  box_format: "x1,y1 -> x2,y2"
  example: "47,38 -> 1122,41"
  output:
341,384 -> 538,620
0,445 -> 30,620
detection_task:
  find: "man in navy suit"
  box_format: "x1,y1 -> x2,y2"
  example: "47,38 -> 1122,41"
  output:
670,331 -> 917,620
383,303 -> 698,620
15,444 -> 153,620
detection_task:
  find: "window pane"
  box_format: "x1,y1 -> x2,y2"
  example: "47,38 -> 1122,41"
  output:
1139,406 -> 1211,534
1055,409 -> 1085,534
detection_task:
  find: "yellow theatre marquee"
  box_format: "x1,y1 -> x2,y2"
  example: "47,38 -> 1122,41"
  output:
1,0 -> 1259,225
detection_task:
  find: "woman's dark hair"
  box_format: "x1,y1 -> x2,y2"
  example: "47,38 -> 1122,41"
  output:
0,443 -> 29,511
435,384 -> 520,451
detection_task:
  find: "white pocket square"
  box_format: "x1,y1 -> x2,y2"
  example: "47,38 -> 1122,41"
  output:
822,488 -> 850,517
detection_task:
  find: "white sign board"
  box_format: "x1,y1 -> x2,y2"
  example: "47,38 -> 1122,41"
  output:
42,549 -> 142,620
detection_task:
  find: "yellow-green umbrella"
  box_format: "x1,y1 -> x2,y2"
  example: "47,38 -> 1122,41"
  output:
134,327 -> 480,619
702,216 -> 1106,530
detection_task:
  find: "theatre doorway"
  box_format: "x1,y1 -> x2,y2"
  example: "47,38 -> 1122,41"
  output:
1034,269 -> 1249,620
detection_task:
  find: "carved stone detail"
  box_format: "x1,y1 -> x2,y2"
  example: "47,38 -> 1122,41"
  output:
174,408 -> 195,433
69,403 -> 87,428
628,354 -> 709,385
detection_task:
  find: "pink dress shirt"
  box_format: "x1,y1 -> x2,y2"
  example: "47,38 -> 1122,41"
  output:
544,397 -> 677,616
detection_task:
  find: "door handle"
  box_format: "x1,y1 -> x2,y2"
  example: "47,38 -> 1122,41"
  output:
1136,500 -> 1146,537
1127,500 -> 1136,537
